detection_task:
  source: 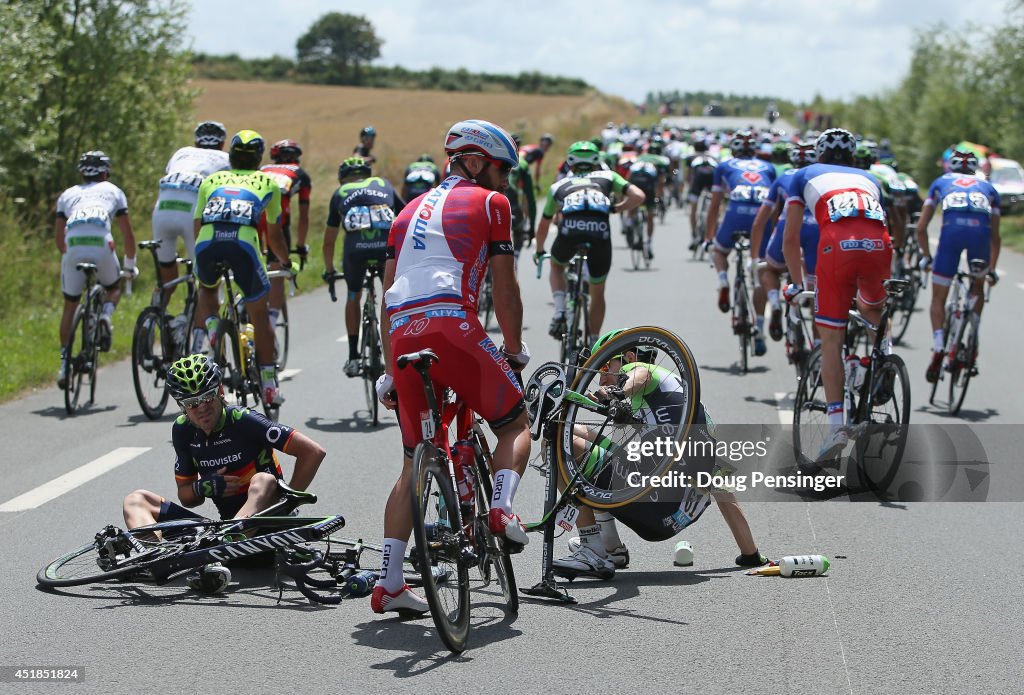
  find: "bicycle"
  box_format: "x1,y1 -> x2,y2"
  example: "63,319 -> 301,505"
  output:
537,244 -> 592,381
477,268 -> 494,331
266,247 -> 305,371
326,263 -> 385,426
692,189 -> 711,261
784,287 -> 817,380
630,207 -> 651,270
890,221 -> 925,345
793,279 -> 911,482
730,232 -> 754,374
928,258 -> 991,415
130,240 -> 199,419
62,263 -> 133,415
400,349 -> 519,653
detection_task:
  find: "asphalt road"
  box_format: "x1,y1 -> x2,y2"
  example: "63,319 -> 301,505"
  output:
2,202 -> 1023,695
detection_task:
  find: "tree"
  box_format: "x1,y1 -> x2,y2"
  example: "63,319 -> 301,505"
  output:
296,12 -> 381,85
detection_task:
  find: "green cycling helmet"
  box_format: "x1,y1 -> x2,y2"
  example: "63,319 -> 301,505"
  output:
566,140 -> 600,170
592,328 -> 657,365
338,156 -> 371,181
166,354 -> 222,401
592,329 -> 625,353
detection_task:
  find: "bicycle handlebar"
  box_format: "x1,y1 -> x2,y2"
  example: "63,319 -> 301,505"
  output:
535,253 -> 551,279
323,271 -> 345,303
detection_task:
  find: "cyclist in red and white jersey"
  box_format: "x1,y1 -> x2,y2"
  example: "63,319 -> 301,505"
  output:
371,119 -> 532,615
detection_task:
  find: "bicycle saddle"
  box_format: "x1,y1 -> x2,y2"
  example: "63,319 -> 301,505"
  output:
397,349 -> 438,370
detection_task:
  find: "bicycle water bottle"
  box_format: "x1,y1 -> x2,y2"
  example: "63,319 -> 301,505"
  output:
241,323 -> 256,364
844,355 -> 860,389
778,554 -> 829,577
452,440 -> 476,518
169,315 -> 187,351
343,570 -> 377,597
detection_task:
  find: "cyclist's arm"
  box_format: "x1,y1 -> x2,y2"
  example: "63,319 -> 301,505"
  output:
535,187 -> 558,252
522,169 -> 537,232
116,213 -> 137,259
749,202 -> 774,260
54,216 -> 67,254
282,430 -> 326,491
380,259 -> 396,374
782,200 -> 805,287
492,254 -> 523,353
176,475 -> 204,507
990,213 -> 1001,272
616,183 -> 645,214
915,201 -> 936,258
322,226 -> 340,274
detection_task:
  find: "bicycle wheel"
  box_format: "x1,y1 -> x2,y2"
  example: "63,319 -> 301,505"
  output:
274,301 -> 289,371
410,442 -> 470,653
131,307 -> 171,419
63,305 -> 88,415
555,326 -> 700,508
37,529 -> 186,587
792,347 -> 829,467
360,312 -> 381,427
473,453 -> 518,615
86,290 -> 102,406
929,307 -> 954,406
734,282 -> 749,374
891,271 -> 919,345
948,318 -> 976,415
853,353 -> 911,491
214,319 -> 247,407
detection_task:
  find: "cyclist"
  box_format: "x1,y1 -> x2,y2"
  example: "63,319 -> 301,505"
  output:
402,153 -> 440,202
685,139 -> 718,248
915,148 -> 1001,382
121,354 -> 326,593
353,125 -> 377,165
371,119 -> 532,615
628,137 -> 670,259
151,121 -> 230,309
520,133 -> 554,189
193,129 -> 290,407
55,151 -> 138,388
322,156 -> 406,378
507,134 -> 537,255
534,141 -> 645,344
704,130 -> 776,355
554,333 -> 765,578
260,139 -> 313,354
782,128 -> 892,460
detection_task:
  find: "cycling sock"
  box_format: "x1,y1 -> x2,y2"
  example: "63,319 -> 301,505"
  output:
552,291 -> 567,316
348,337 -> 359,361
768,289 -> 780,309
827,403 -> 844,427
491,469 -> 521,514
717,271 -> 728,288
268,308 -> 280,329
595,511 -> 623,550
933,329 -> 944,352
259,364 -> 277,389
101,301 -> 115,318
578,524 -> 607,557
379,538 -> 407,593
191,328 -> 206,353
205,317 -> 219,348
755,316 -> 765,333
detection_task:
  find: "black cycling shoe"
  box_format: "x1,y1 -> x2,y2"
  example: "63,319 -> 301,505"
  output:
736,550 -> 768,567
769,309 -> 783,342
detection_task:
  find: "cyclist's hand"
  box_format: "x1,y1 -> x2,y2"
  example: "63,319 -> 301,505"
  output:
375,373 -> 397,409
782,282 -> 803,305
702,240 -> 713,253
220,474 -> 246,497
987,269 -> 999,286
192,475 -> 227,499
532,251 -> 544,267
322,270 -> 336,284
918,256 -> 932,272
123,255 -> 139,278
295,244 -> 309,268
502,342 -> 531,371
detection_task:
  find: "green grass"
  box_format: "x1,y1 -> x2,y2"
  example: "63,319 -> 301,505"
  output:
1001,214 -> 1024,254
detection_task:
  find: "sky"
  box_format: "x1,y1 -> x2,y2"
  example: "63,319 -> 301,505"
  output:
187,0 -> 1013,103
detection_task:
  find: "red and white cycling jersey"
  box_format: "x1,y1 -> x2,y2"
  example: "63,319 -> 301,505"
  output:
786,164 -> 887,229
385,176 -> 514,320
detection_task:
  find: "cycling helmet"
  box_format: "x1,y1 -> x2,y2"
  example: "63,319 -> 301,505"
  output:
853,141 -> 876,169
229,130 -> 265,157
270,139 -> 302,163
647,137 -> 664,155
592,329 -> 625,353
878,154 -> 899,171
789,141 -> 818,168
417,153 -> 435,163
566,141 -> 601,171
194,121 -> 227,148
443,119 -> 519,167
338,156 -> 371,181
729,130 -> 756,157
510,132 -> 523,149
540,133 -> 555,145
78,151 -> 111,177
947,148 -> 979,174
772,140 -> 792,162
590,136 -> 603,149
815,128 -> 857,162
360,125 -> 376,138
166,354 -> 222,401
693,140 -> 709,153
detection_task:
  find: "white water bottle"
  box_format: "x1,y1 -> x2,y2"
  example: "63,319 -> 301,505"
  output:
778,554 -> 830,577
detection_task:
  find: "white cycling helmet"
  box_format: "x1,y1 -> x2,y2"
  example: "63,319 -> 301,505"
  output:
815,128 -> 857,161
444,119 -> 519,168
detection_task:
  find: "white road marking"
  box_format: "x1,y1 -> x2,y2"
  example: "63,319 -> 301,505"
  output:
336,335 -> 348,343
0,447 -> 150,512
279,368 -> 302,380
1016,282 -> 1024,292
776,391 -> 794,425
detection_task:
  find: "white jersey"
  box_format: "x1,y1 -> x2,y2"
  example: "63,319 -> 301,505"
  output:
158,147 -> 230,200
56,181 -> 128,244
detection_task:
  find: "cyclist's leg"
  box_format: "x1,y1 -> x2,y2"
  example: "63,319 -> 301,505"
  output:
233,472 -> 282,518
711,490 -> 760,557
814,228 -> 859,432
59,252 -> 85,346
152,202 -> 189,306
548,233 -> 573,333
586,240 -> 612,340
342,249 -> 367,369
193,238 -> 225,347
266,224 -> 291,327
225,239 -> 275,396
123,489 -> 173,528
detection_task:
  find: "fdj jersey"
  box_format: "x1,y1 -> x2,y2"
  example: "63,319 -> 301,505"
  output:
543,170 -> 630,239
172,406 -> 292,519
924,173 -> 1000,282
713,157 -> 776,208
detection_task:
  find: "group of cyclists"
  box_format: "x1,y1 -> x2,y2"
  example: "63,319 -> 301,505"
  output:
51,109 -> 1002,616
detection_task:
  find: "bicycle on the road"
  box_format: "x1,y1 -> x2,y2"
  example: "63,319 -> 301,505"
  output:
130,240 -> 199,419
793,279 -> 912,479
622,207 -> 649,270
538,243 -> 592,381
477,268 -> 494,331
929,258 -> 992,415
784,287 -> 817,380
266,247 -> 306,371
326,263 -> 385,426
692,189 -> 712,261
62,263 -> 133,415
401,349 -> 519,653
890,217 -> 925,345
730,232 -> 755,374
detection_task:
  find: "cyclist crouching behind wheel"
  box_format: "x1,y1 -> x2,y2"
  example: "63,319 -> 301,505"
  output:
193,130 -> 291,407
372,119 -> 532,615
121,354 -> 326,593
322,156 -> 406,378
534,141 -> 645,344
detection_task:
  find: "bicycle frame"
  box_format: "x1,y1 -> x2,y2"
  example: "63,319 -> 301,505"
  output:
845,280 -> 907,424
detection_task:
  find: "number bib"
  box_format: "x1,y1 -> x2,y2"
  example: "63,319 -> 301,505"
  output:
561,188 -> 611,215
826,190 -> 885,223
159,171 -> 205,192
942,190 -> 992,214
344,204 -> 395,232
730,184 -> 769,204
202,196 -> 257,226
66,205 -> 111,230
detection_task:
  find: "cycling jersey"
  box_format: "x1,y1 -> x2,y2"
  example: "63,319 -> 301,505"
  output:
899,173 -> 923,217
762,169 -> 820,272
326,176 -> 405,294
786,163 -> 892,328
259,163 -> 312,231
193,169 -> 282,300
56,181 -> 128,296
520,144 -> 545,165
924,173 -> 1000,284
712,157 -> 776,250
685,154 -> 718,202
172,405 -> 291,520
153,147 -> 230,263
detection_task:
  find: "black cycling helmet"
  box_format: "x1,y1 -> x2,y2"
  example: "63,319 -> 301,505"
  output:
166,354 -> 222,401
78,151 -> 111,177
693,140 -> 709,153
360,125 -> 376,138
194,121 -> 227,148
338,156 -> 371,181
417,153 -> 435,163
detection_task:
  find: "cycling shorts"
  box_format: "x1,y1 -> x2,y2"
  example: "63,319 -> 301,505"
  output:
61,241 -> 121,299
341,229 -> 387,295
713,204 -> 760,252
629,176 -> 658,209
932,225 -> 991,287
551,233 -> 612,283
151,192 -> 197,264
766,219 -> 820,276
158,499 -> 209,522
814,219 -> 892,330
194,225 -> 270,301
391,315 -> 524,454
687,171 -> 715,203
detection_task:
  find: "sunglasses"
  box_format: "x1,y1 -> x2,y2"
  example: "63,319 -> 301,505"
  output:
178,387 -> 220,410
599,355 -> 626,372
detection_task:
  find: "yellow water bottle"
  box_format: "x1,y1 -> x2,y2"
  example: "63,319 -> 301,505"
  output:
240,323 -> 255,364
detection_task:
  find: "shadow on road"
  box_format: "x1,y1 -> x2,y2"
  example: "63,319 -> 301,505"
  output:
32,405 -> 117,420
305,415 -> 398,433
916,404 -> 1000,423
700,363 -> 769,376
117,412 -> 177,428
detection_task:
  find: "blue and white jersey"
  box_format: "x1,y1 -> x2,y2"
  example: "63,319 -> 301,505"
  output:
712,157 -> 776,211
785,163 -> 886,229
56,181 -> 128,243
924,173 -> 1000,233
762,169 -> 817,228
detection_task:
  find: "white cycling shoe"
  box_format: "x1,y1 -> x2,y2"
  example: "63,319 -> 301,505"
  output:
552,545 -> 615,580
568,536 -> 630,568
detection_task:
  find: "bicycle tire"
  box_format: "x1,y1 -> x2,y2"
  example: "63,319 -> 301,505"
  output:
734,282 -> 749,374
555,326 -> 700,508
215,318 -> 247,408
410,442 -> 470,653
792,347 -> 829,468
359,312 -> 381,427
852,353 -> 911,492
274,301 -> 289,371
131,307 -> 171,419
948,318 -> 975,415
891,272 -> 919,345
38,534 -> 183,587
87,290 -> 101,406
63,304 -> 88,415
929,308 -> 954,406
473,455 -> 518,615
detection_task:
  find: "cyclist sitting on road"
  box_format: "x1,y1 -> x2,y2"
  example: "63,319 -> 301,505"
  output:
534,141 -> 646,345
685,139 -> 719,248
151,121 -> 230,312
259,139 -> 313,355
782,128 -> 892,460
372,119 -> 532,615
122,353 -> 326,593
55,151 -> 138,388
553,332 -> 766,579
402,154 -> 440,202
353,125 -> 377,165
915,148 -> 1001,382
322,156 -> 406,378
192,130 -> 290,407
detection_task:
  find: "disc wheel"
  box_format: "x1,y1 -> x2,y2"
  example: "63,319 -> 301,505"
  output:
131,307 -> 171,419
